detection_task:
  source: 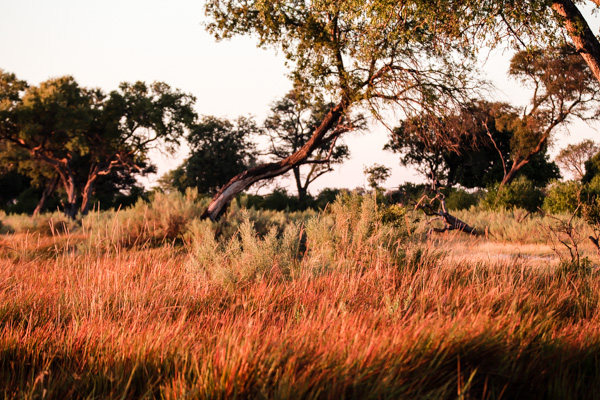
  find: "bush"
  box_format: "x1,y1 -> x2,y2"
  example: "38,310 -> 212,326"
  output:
313,188 -> 343,210
581,176 -> 600,226
0,211 -> 78,235
386,183 -> 429,205
482,177 -> 543,212
543,180 -> 582,215
444,188 -> 480,211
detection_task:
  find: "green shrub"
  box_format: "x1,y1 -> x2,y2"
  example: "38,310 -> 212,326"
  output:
1,211 -> 78,235
543,180 -> 582,215
386,183 -> 429,205
581,176 -> 600,226
188,212 -> 303,289
444,188 -> 480,211
482,177 -> 543,212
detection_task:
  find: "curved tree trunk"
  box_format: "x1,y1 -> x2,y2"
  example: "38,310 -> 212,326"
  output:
80,169 -> 100,216
552,0 -> 600,83
201,99 -> 348,221
33,176 -> 59,216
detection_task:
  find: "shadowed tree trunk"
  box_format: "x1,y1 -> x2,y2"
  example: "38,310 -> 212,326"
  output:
80,171 -> 100,216
33,176 -> 59,216
293,167 -> 308,204
201,99 -> 348,221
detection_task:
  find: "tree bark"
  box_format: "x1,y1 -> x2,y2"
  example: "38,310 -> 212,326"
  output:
292,166 -> 309,203
80,171 -> 99,216
33,176 -> 59,216
552,0 -> 600,84
500,161 -> 527,187
57,167 -> 79,220
201,99 -> 348,221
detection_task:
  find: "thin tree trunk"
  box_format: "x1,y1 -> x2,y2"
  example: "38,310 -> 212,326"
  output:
292,167 -> 309,203
498,122 -> 559,188
33,176 -> 59,216
552,0 -> 600,83
80,171 -> 99,216
500,160 -> 528,187
201,99 -> 348,221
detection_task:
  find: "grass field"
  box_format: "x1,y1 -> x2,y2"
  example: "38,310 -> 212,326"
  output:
2,193 -> 600,399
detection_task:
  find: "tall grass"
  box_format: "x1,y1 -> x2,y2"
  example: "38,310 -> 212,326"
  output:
1,194 -> 600,398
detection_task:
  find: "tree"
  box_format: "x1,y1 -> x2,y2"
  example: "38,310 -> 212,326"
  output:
201,0 -> 485,220
0,71 -> 196,218
385,101 -> 560,189
555,139 -> 600,180
363,164 -> 391,192
164,116 -> 259,195
497,43 -> 600,186
264,90 -> 352,202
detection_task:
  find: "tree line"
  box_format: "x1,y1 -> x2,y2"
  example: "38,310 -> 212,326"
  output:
3,0 -> 600,219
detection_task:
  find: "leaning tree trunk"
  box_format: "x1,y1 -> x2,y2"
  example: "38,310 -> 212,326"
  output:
201,100 -> 348,221
33,176 -> 59,216
552,0 -> 600,84
499,159 -> 528,187
80,171 -> 100,216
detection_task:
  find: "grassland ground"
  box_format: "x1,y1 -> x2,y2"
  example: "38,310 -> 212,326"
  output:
2,195 -> 600,399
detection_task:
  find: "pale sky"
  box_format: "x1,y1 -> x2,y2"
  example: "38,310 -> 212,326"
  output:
2,1 -> 599,193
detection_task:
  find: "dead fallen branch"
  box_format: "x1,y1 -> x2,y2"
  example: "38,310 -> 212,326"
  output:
415,191 -> 481,236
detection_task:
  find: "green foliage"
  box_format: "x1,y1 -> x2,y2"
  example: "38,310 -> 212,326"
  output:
386,183 -> 429,206
580,176 -> 600,227
483,177 -> 543,212
583,151 -> 600,184
556,140 -> 599,181
205,0 -> 481,128
363,164 -> 391,191
0,211 -> 78,235
166,116 -> 259,196
242,187 -> 345,212
0,70 -> 196,217
312,188 -> 341,209
188,213 -> 301,289
378,204 -> 408,230
386,99 -> 561,190
444,188 -> 480,211
543,180 -> 582,215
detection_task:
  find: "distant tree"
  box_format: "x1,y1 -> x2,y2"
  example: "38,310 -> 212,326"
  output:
264,91 -> 353,202
165,116 -> 259,196
583,151 -> 600,183
0,70 -> 196,218
555,139 -> 600,180
385,101 -> 560,189
364,164 -> 391,192
500,43 -> 600,186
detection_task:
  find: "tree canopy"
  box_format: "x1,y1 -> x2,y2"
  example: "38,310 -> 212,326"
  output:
164,116 -> 260,196
385,101 -> 560,189
556,139 -> 600,180
0,70 -> 196,217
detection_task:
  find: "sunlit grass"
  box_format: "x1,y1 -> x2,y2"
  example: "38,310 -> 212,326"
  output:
2,195 -> 600,398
